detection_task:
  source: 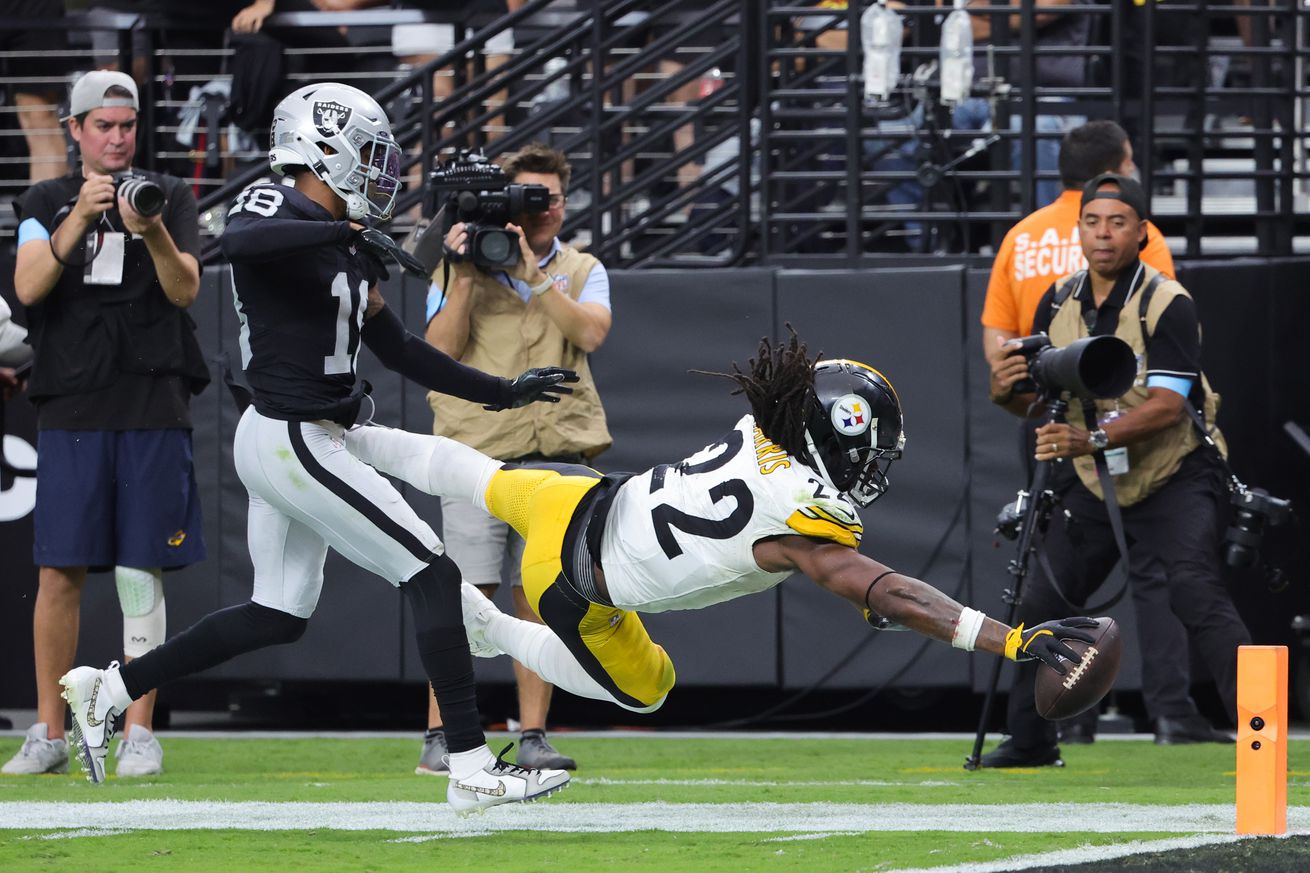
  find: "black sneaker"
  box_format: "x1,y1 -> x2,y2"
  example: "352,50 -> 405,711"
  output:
516,730 -> 577,770
1153,716 -> 1236,745
979,738 -> 1064,768
1057,721 -> 1096,745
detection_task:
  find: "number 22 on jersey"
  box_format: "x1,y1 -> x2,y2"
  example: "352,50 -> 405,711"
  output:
648,429 -> 755,559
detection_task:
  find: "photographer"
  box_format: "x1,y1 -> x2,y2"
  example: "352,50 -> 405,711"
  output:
5,72 -> 208,778
420,143 -> 611,774
982,173 -> 1250,767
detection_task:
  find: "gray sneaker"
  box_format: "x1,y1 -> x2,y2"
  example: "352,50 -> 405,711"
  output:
415,729 -> 449,775
114,725 -> 163,777
1,723 -> 69,775
516,730 -> 577,770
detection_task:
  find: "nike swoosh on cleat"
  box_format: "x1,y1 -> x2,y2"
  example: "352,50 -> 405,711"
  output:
85,679 -> 104,727
454,779 -> 506,797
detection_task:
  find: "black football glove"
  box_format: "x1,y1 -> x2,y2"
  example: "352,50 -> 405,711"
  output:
1004,616 -> 1099,675
484,367 -> 580,411
356,227 -> 431,280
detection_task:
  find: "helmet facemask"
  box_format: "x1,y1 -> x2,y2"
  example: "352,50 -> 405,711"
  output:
355,133 -> 402,220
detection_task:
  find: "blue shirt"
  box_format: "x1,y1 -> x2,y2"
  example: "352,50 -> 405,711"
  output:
426,238 -> 610,324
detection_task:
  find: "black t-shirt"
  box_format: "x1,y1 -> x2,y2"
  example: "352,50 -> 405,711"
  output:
221,184 -> 383,423
1032,262 -> 1205,409
16,170 -> 203,430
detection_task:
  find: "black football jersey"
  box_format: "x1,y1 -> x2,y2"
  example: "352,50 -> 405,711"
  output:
222,184 -> 380,422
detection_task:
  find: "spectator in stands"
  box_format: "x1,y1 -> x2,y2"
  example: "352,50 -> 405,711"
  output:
389,1 -> 515,148
419,142 -> 613,775
1,1 -> 70,184
852,0 -> 1093,250
956,0 -> 1095,209
3,71 -> 208,778
983,174 -> 1246,767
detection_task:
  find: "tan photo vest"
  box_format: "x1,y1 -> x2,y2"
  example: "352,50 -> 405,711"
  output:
428,244 -> 612,460
1047,265 -> 1224,507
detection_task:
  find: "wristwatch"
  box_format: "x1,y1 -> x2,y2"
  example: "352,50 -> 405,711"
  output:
1088,428 -> 1110,451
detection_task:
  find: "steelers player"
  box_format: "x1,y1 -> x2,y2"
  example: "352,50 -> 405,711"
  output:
60,83 -> 576,813
344,332 -> 1098,715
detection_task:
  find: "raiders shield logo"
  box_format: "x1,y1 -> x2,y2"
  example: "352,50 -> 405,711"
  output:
313,100 -> 352,138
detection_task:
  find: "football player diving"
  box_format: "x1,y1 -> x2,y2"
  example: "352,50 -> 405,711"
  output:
60,83 -> 576,813
342,331 -> 1100,718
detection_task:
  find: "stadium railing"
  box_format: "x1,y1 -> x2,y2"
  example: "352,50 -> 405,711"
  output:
2,1 -> 1309,267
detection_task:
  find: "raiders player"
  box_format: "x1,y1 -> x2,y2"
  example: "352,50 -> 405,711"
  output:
60,83 -> 574,813
343,332 -> 1099,716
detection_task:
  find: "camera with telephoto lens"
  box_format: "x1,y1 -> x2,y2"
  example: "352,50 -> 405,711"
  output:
112,173 -> 165,217
1008,334 -> 1138,401
428,150 -> 551,270
1224,486 -> 1292,568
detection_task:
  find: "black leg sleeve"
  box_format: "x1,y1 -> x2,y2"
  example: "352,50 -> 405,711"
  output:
402,555 -> 485,754
118,601 -> 307,700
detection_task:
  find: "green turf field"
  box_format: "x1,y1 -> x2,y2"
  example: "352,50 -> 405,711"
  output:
1,734 -> 1306,872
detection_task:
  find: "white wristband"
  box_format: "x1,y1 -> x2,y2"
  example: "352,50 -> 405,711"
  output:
951,607 -> 986,652
529,275 -> 554,296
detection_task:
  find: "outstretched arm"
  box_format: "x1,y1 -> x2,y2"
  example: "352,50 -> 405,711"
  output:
755,535 -> 1093,669
360,289 -> 577,408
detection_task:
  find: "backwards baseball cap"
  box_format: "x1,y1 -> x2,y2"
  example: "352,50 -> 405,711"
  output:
64,70 -> 139,121
1080,172 -> 1149,222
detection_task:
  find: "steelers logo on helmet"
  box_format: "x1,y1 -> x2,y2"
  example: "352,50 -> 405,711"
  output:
830,393 -> 874,438
803,359 -> 906,507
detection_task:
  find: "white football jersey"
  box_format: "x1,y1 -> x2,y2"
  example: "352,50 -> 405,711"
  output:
600,415 -> 864,613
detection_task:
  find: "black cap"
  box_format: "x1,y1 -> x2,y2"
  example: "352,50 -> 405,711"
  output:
1080,172 -> 1149,222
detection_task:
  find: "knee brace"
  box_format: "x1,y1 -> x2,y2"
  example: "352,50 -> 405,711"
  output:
116,566 -> 165,659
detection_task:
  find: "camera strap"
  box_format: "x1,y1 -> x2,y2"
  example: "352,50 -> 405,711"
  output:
1035,397 -> 1133,614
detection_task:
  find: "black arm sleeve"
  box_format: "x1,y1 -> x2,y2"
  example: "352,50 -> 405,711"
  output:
220,215 -> 356,262
360,304 -> 510,407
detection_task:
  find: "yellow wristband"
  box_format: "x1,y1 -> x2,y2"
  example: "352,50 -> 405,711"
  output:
1004,624 -> 1025,661
529,275 -> 554,296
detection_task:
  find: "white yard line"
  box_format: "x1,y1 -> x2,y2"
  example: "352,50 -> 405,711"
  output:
0,801 -> 1307,834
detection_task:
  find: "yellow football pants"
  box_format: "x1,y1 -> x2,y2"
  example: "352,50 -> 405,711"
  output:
484,466 -> 676,709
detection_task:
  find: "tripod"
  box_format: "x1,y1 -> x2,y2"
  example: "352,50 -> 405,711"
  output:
962,397 -> 1068,771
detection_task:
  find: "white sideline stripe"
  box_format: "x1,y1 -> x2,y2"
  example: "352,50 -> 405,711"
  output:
1,801 -> 1308,834
7,728 -> 1310,741
891,834 -> 1251,873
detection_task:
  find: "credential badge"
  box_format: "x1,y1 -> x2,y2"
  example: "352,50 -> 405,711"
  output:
312,101 -> 352,138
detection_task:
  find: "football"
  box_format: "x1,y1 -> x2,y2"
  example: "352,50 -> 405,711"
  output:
1033,616 -> 1122,721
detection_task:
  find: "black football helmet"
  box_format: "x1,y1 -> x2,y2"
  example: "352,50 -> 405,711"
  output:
801,359 -> 906,507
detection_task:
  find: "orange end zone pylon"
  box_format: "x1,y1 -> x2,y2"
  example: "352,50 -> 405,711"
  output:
1236,645 -> 1288,835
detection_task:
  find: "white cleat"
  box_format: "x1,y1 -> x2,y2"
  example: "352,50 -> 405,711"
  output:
447,744 -> 570,815
460,582 -> 505,658
59,663 -> 123,784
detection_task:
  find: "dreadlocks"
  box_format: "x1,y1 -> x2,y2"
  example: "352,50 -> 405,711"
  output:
704,330 -> 818,461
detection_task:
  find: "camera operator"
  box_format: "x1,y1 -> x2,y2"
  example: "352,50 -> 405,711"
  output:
419,143 -> 612,774
982,173 -> 1250,767
5,71 -> 209,778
